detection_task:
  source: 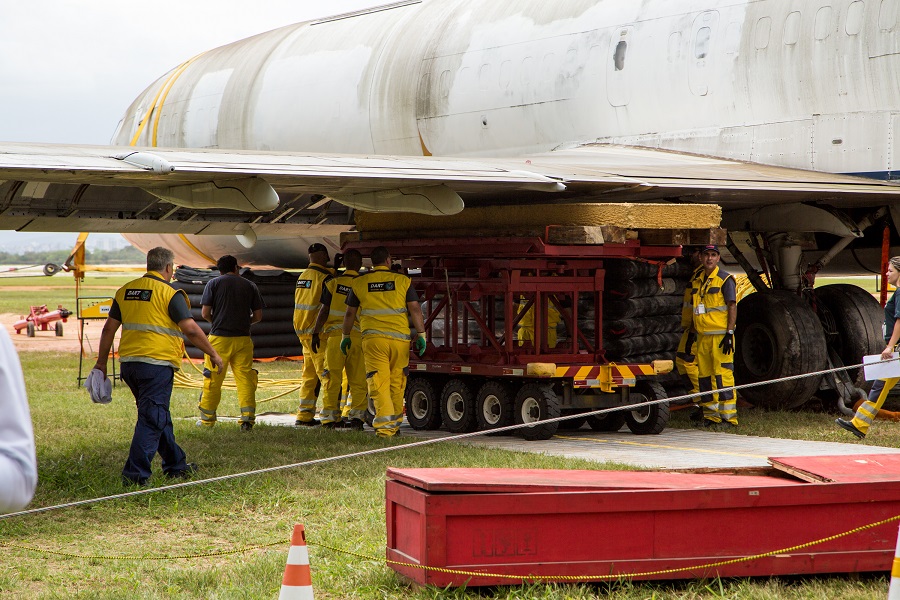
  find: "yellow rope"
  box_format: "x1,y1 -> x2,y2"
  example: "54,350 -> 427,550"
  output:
174,355 -> 302,404
316,513 -> 900,582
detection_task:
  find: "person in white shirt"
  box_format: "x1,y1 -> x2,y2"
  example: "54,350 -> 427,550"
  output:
0,328 -> 37,513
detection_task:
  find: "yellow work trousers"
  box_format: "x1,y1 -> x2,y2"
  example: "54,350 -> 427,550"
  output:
696,333 -> 736,425
675,330 -> 701,396
322,332 -> 368,423
296,335 -> 328,423
361,336 -> 409,437
851,377 -> 900,435
198,335 -> 258,426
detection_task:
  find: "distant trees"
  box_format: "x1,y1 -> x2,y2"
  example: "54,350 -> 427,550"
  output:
0,246 -> 145,266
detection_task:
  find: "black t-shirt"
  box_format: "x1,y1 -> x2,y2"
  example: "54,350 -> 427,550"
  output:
201,274 -> 265,337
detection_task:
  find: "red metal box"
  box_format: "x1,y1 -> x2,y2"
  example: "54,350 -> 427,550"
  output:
386,460 -> 900,587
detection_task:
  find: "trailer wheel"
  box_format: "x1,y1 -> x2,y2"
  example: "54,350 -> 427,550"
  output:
405,377 -> 441,430
586,412 -> 626,432
440,379 -> 478,433
625,381 -> 670,435
514,383 -> 560,441
55,322 -> 63,337
475,380 -> 514,431
26,322 -> 35,337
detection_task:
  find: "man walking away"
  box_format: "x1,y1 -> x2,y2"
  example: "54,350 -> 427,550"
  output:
293,243 -> 334,426
197,255 -> 265,431
342,246 -> 426,438
311,249 -> 368,429
94,247 -> 223,486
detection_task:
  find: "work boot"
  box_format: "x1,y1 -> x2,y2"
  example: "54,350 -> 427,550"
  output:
240,422 -> 253,432
835,418 -> 865,439
320,420 -> 343,429
702,419 -> 720,429
166,463 -> 199,480
346,418 -> 365,431
195,419 -> 214,428
689,406 -> 703,422
295,419 -> 321,427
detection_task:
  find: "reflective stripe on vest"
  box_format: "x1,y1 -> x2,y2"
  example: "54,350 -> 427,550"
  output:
115,273 -> 188,369
293,264 -> 333,336
692,266 -> 733,335
350,266 -> 412,341
323,271 -> 360,335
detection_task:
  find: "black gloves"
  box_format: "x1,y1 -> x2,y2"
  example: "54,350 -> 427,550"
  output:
311,333 -> 320,353
685,331 -> 697,354
719,332 -> 734,355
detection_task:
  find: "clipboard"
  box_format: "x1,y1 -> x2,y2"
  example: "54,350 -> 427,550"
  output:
863,352 -> 900,381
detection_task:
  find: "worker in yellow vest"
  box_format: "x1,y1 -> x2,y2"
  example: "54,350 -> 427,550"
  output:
687,245 -> 738,429
293,243 -> 334,426
94,247 -> 223,486
310,249 -> 368,430
517,295 -> 561,349
341,246 -> 426,438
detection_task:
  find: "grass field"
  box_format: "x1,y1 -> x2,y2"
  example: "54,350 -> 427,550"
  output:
1,273 -> 898,598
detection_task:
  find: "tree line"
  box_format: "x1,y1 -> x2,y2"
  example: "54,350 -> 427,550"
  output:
0,246 -> 146,266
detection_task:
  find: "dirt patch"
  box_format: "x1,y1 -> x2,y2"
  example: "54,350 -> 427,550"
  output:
2,313 -> 117,354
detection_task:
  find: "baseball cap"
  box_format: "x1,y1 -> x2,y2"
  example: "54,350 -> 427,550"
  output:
702,245 -> 720,254
308,243 -> 329,255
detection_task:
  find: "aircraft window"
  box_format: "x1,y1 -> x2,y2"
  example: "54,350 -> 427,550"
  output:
879,0 -> 898,30
439,70 -> 451,98
499,60 -> 512,88
846,1 -> 865,35
724,23 -> 740,54
479,64 -> 493,91
542,53 -> 557,81
815,6 -> 834,39
668,32 -> 682,62
418,73 -> 430,102
521,56 -> 535,85
755,17 -> 772,49
694,27 -> 711,58
783,11 -> 801,45
613,41 -> 627,70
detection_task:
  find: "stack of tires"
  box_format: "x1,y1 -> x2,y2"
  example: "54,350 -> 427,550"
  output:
172,267 -> 302,360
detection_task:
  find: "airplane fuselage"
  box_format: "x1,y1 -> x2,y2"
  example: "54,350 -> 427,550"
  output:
117,0 -> 900,177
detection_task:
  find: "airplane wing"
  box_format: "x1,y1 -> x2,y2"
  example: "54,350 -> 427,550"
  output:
0,141 -> 898,236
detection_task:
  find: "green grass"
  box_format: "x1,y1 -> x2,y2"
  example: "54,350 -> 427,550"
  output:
1,354 -> 897,599
0,272 -> 133,316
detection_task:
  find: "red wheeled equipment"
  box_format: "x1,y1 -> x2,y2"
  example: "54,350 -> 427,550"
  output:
345,230 -> 686,440
13,304 -> 72,337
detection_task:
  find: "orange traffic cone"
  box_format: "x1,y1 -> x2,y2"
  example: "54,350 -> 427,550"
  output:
279,524 -> 314,600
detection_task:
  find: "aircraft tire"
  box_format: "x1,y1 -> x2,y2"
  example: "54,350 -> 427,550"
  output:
735,291 -> 827,409
815,284 -> 883,390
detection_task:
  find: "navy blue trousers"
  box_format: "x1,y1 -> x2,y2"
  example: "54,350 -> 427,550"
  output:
121,361 -> 187,484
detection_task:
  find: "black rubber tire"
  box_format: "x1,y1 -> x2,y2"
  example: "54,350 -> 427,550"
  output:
55,321 -> 63,337
558,415 -> 587,430
816,284 -> 883,387
440,379 -> 478,433
586,412 -> 626,432
475,380 -> 514,431
405,377 -> 442,430
26,322 -> 35,337
735,290 -> 828,409
42,263 -> 60,276
513,383 -> 560,441
626,381 -> 670,435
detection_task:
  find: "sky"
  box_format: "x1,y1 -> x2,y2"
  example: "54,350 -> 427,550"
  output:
0,0 -> 379,251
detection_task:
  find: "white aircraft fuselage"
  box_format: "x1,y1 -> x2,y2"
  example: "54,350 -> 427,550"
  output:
116,0 -> 900,265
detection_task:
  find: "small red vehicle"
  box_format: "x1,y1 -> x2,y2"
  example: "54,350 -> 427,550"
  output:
13,304 -> 72,337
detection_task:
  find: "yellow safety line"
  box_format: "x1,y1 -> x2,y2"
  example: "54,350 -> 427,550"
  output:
150,52 -> 206,147
128,52 -> 205,147
315,513 -> 900,582
555,435 -> 769,460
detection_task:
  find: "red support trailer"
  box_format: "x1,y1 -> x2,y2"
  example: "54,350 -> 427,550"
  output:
345,230 -> 689,439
